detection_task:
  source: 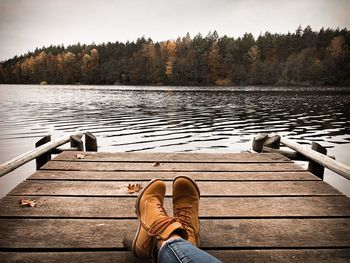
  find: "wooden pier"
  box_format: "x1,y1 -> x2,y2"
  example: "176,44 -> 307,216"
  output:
1,151 -> 350,262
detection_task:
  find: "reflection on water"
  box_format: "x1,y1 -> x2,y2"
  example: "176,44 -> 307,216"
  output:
0,85 -> 349,196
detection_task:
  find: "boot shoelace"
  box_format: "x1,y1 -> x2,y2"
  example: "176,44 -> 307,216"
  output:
142,204 -> 179,249
155,203 -> 167,216
174,205 -> 193,229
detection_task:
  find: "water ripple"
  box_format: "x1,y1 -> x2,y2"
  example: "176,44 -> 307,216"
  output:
0,85 -> 349,154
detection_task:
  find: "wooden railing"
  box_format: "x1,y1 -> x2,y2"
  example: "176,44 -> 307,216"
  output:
0,131 -> 97,177
252,133 -> 350,181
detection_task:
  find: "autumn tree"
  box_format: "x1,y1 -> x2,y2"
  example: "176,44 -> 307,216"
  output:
163,40 -> 177,81
247,45 -> 262,83
90,48 -> 99,67
327,36 -> 346,63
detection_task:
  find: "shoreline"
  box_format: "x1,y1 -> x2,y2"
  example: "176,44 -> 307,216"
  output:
1,83 -> 350,88
1,83 -> 350,87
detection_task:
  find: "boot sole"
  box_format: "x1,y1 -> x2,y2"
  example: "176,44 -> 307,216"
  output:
131,178 -> 163,258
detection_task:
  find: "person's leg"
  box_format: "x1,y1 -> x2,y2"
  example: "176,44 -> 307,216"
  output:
158,237 -> 222,263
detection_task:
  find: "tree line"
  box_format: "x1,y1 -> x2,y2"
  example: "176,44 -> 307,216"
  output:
0,26 -> 349,86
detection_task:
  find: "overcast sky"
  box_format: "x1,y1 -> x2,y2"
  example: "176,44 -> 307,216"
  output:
0,0 -> 349,61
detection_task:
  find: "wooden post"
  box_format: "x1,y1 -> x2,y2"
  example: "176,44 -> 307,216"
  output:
35,135 -> 51,170
280,136 -> 350,181
252,133 -> 268,152
85,132 -> 97,152
264,135 -> 281,149
308,142 -> 327,179
70,135 -> 84,151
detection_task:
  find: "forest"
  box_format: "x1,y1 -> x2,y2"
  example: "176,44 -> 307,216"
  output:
0,26 -> 349,86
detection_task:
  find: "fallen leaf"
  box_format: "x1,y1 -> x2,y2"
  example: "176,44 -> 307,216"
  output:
19,198 -> 38,207
127,183 -> 143,193
153,162 -> 160,167
76,153 -> 85,159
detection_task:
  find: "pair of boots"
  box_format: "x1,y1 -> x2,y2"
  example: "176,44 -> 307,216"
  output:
132,176 -> 200,259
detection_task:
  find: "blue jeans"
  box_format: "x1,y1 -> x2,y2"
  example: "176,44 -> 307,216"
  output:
158,238 -> 222,263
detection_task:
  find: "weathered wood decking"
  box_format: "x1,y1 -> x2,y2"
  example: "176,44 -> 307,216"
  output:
1,152 -> 350,262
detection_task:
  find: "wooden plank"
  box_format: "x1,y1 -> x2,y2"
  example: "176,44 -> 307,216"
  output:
7,180 -> 342,196
53,151 -> 292,163
0,252 -> 143,263
1,196 -> 350,218
1,218 -> 349,248
41,161 -> 304,172
29,170 -> 320,181
209,249 -> 350,263
2,249 -> 350,263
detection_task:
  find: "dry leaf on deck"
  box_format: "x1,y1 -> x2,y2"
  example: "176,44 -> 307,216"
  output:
76,153 -> 85,159
127,183 -> 143,193
19,198 -> 38,207
152,162 -> 160,167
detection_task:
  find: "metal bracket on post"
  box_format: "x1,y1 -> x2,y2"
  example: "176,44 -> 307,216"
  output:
85,132 -> 97,152
308,142 -> 327,180
35,135 -> 52,170
70,134 -> 84,151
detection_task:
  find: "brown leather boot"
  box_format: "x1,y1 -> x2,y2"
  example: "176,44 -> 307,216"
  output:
173,176 -> 200,247
132,179 -> 187,259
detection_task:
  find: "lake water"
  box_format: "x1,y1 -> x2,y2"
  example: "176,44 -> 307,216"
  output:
0,85 -> 349,197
